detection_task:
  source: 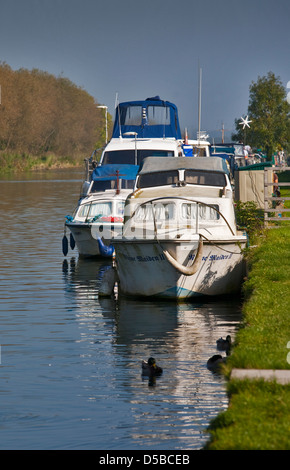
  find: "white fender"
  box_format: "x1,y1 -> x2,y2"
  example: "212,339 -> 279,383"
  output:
99,267 -> 118,297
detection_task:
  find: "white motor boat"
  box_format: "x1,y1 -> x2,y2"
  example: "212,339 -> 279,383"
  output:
64,164 -> 138,257
112,157 -> 248,299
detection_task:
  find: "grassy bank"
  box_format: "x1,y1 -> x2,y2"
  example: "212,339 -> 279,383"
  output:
0,151 -> 83,174
205,225 -> 290,450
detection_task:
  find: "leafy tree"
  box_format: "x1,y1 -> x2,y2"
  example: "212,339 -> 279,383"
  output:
232,72 -> 290,158
0,63 -> 111,159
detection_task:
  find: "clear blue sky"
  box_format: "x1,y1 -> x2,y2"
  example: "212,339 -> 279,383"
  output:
1,0 -> 290,140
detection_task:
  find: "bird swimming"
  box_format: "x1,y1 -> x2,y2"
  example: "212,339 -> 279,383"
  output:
141,357 -> 163,376
216,335 -> 231,354
207,354 -> 226,371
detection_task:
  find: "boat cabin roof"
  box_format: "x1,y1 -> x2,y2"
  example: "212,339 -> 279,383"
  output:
138,156 -> 229,175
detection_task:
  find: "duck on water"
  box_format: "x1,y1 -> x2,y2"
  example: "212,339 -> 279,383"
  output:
142,357 -> 163,376
216,335 -> 231,354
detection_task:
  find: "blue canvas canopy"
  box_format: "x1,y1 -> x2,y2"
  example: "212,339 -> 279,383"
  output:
112,96 -> 182,140
92,164 -> 139,181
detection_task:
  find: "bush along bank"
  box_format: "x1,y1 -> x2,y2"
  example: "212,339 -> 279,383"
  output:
0,151 -> 83,174
204,226 -> 290,450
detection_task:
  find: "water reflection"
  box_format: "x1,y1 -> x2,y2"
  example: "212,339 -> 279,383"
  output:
62,255 -> 242,449
0,172 -> 242,450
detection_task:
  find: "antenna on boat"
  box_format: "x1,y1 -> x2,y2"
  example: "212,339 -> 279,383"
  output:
162,99 -> 166,139
219,122 -> 230,144
116,170 -> 120,194
198,64 -> 202,147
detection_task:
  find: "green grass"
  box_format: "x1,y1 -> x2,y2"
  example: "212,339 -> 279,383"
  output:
205,380 -> 290,450
281,187 -> 290,210
205,226 -> 290,450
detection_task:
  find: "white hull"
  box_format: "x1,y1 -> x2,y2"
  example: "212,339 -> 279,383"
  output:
114,238 -> 246,299
67,224 -> 101,257
65,188 -> 129,257
109,156 -> 248,300
67,223 -> 122,257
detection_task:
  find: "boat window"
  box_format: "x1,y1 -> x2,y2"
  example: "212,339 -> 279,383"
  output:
120,105 -> 142,125
121,179 -> 135,190
135,202 -> 175,221
181,203 -> 196,220
102,149 -> 174,166
137,171 -> 178,188
147,106 -> 170,125
90,180 -> 114,192
153,202 -> 175,220
90,179 -> 134,192
184,170 -> 226,187
116,201 -> 125,216
181,203 -> 220,220
78,204 -> 90,218
88,202 -> 112,217
192,146 -> 207,157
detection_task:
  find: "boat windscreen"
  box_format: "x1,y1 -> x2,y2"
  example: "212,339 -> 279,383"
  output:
102,149 -> 174,166
137,171 -> 179,188
90,180 -> 113,192
120,106 -> 142,125
137,169 -> 226,189
90,179 -> 135,193
184,170 -> 226,186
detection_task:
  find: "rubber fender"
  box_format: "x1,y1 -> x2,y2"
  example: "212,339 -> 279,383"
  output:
62,235 -> 68,256
69,233 -> 75,250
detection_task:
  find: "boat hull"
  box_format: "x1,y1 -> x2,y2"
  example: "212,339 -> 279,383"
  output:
66,224 -> 101,257
114,239 -> 246,299
66,223 -> 121,257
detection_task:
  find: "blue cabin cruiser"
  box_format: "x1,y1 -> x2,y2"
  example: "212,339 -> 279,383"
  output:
112,96 -> 182,140
99,97 -> 183,167
82,97 -> 184,193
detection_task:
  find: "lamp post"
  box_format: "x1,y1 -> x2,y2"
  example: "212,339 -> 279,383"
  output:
97,105 -> 108,144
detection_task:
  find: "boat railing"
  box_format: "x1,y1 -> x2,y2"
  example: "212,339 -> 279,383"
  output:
125,196 -> 235,239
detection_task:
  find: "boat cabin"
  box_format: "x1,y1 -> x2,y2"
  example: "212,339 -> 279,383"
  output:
87,164 -> 139,194
72,196 -> 126,225
112,96 -> 182,140
134,156 -> 231,197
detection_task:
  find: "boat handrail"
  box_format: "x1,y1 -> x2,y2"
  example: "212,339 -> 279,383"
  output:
129,196 -> 235,236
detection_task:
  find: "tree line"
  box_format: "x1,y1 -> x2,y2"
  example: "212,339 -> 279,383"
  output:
0,63 -> 110,158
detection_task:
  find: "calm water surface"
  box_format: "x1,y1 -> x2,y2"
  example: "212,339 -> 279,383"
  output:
0,170 -> 242,450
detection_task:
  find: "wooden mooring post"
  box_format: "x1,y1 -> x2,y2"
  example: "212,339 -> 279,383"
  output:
264,166 -> 290,226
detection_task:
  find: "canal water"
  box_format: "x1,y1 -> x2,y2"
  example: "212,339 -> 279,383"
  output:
0,169 -> 242,450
